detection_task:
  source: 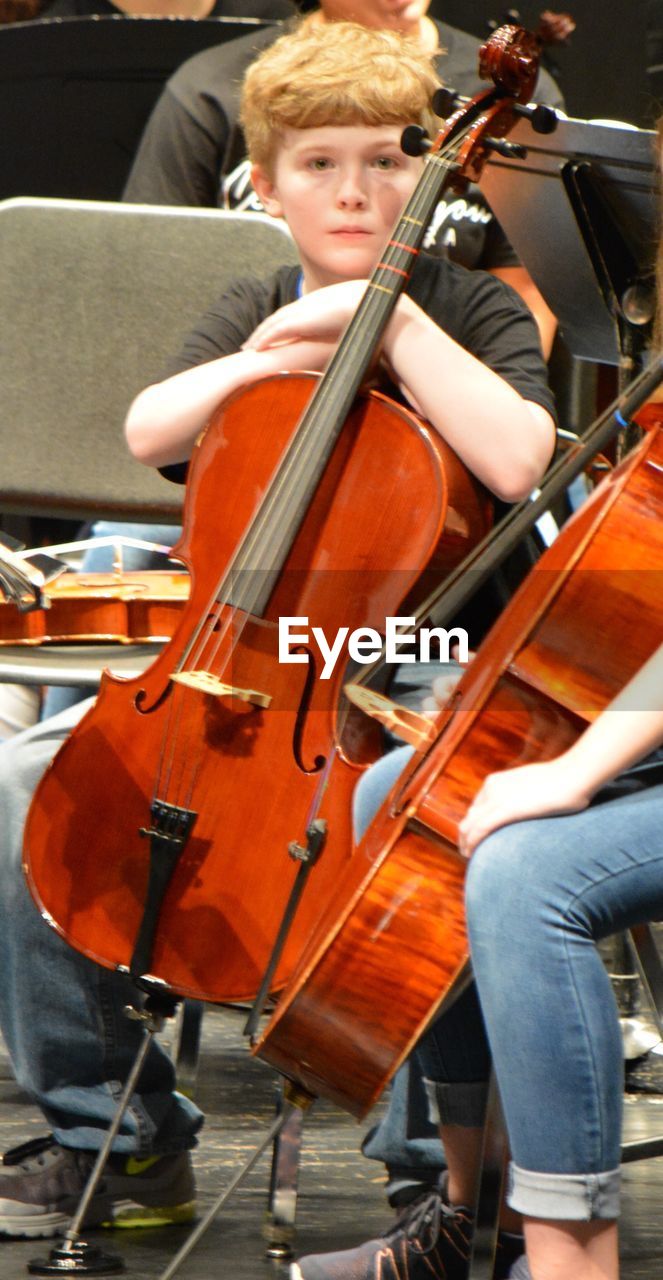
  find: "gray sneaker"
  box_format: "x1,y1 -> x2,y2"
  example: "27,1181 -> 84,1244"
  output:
291,1186 -> 473,1280
0,1135 -> 195,1239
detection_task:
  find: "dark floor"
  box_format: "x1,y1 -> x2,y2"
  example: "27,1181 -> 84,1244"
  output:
2,1008 -> 663,1280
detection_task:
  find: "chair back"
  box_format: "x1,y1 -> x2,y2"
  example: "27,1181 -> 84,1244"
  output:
0,197 -> 299,521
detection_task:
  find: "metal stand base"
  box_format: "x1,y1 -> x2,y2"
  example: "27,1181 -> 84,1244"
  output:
28,1241 -> 124,1276
264,1087 -> 306,1259
158,1083 -> 312,1280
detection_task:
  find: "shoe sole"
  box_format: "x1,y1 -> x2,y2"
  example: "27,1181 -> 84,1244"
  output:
0,1210 -> 73,1240
0,1200 -> 196,1240
102,1200 -> 197,1229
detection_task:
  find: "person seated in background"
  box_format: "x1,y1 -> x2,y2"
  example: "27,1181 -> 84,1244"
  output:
292,637 -> 663,1280
123,0 -> 562,357
0,19 -> 555,1240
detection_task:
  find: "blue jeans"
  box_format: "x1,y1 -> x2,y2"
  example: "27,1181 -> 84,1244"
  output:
42,521 -> 180,720
462,782 -> 663,1220
354,747 -> 446,1181
356,749 -> 663,1220
0,700 -> 202,1154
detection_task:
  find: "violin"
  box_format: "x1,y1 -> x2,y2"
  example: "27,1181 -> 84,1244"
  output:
0,571 -> 189,646
254,402 -> 663,1117
23,25 -> 545,1006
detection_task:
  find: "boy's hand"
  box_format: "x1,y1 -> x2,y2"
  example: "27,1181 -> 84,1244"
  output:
243,281 -> 369,351
458,757 -> 592,858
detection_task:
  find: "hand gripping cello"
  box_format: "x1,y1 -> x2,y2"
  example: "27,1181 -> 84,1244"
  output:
24,26 -> 547,1007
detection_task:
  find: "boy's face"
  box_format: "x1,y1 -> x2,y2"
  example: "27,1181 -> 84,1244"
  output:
253,125 -> 424,290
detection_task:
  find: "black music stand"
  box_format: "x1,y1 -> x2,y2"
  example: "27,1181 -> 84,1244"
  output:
479,113 -> 659,370
0,15 -> 280,202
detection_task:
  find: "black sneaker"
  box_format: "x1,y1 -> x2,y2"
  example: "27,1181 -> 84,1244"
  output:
0,1135 -> 196,1239
291,1186 -> 473,1280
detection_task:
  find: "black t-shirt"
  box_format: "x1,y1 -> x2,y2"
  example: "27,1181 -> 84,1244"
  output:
123,17 -> 564,272
162,251 -> 556,478
160,251 -> 556,665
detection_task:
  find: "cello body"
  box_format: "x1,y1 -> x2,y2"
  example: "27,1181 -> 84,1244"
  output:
23,373 -> 487,1003
254,421 -> 663,1117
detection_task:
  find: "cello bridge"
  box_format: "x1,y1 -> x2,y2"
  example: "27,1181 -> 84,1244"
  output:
171,670 -> 271,709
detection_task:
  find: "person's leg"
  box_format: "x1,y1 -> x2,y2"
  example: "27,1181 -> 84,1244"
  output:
354,746 -> 448,1199
0,703 -> 202,1235
465,783 -> 663,1280
293,749 -> 489,1280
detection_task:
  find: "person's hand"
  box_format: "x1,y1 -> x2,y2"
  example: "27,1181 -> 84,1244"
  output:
420,671 -> 462,717
256,337 -> 338,376
458,755 -> 592,858
243,281 -> 369,352
420,646 -> 473,717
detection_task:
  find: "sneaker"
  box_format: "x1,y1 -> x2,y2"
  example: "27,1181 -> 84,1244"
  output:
0,1135 -> 196,1239
291,1185 -> 473,1280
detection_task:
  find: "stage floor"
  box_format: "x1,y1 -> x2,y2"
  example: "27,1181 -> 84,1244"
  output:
2,1007 -> 663,1280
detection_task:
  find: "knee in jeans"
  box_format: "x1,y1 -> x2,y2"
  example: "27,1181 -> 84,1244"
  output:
465,826 -> 535,935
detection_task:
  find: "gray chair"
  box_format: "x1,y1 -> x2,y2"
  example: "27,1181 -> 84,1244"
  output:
0,196 -> 299,524
0,196 -> 299,685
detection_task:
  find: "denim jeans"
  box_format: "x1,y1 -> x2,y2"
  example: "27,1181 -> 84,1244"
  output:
462,782 -> 663,1220
0,700 -> 202,1154
42,521 -> 181,720
354,746 -> 446,1180
356,745 -> 663,1220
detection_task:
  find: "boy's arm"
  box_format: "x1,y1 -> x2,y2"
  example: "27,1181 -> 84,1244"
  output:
383,294 -> 555,502
459,641 -> 663,855
246,281 -> 555,503
125,338 -> 336,468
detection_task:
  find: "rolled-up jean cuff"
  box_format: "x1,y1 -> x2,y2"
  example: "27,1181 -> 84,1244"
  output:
507,1162 -> 621,1221
424,1078 -> 488,1128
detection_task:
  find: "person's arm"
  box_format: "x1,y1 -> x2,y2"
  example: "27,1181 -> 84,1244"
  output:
458,641 -> 663,855
123,85 -> 221,207
125,336 -> 336,468
489,265 -> 557,360
244,280 -> 556,503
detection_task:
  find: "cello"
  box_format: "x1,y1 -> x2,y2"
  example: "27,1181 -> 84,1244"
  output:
0,570 -> 189,646
254,401 -> 663,1117
23,25 -> 546,1006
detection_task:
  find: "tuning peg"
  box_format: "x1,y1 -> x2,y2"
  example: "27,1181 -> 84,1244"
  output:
432,87 -> 460,119
513,102 -> 558,134
400,125 -> 433,157
484,137 -> 528,159
487,9 -> 521,32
